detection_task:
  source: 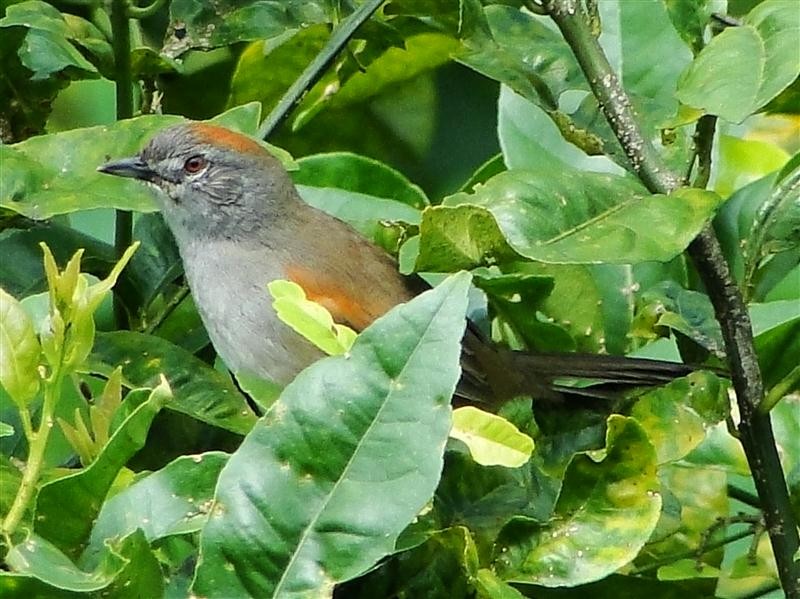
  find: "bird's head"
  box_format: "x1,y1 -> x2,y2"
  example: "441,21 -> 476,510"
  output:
99,123 -> 298,241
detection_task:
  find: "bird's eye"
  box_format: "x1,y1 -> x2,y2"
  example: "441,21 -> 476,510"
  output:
183,155 -> 207,174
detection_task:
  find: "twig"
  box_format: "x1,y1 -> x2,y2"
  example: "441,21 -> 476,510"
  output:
632,528 -> 754,576
543,1 -> 800,595
728,484 -> 762,509
257,0 -> 386,140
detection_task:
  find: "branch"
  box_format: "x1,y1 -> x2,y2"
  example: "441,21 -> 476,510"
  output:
257,0 -> 386,140
543,1 -> 800,595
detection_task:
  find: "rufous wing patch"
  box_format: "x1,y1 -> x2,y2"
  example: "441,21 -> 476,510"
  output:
188,123 -> 267,157
285,266 -> 383,332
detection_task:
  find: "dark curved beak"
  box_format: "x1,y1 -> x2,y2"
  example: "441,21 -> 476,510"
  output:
97,156 -> 155,181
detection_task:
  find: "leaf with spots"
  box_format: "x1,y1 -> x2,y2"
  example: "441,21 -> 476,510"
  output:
88,331 -> 257,435
83,452 -> 229,566
417,170 -> 722,267
495,415 -> 661,587
192,272 -> 470,598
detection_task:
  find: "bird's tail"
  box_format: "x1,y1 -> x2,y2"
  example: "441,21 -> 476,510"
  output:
459,325 -> 700,404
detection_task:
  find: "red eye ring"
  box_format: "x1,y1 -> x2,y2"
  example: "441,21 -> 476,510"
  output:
183,155 -> 207,174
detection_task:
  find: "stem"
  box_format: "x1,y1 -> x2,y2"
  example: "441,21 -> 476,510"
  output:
126,0 -> 166,19
144,284 -> 190,334
111,0 -> 135,330
760,365 -> 800,413
728,484 -> 762,509
632,528 -> 754,576
257,0 -> 386,139
1,370 -> 63,538
544,1 -> 800,595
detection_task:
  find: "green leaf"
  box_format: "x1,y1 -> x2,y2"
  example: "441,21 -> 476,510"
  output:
84,452 -> 228,563
6,530 -> 162,596
0,287 -> 41,407
33,380 -> 171,556
294,152 -> 428,209
450,406 -> 534,468
414,205 -> 522,272
89,331 -> 257,434
614,0 -> 693,120
631,372 -> 729,464
268,279 -> 357,355
293,153 -> 423,242
676,0 -> 800,123
192,272 -> 471,598
474,568 -> 526,599
1,103 -> 264,219
164,0 -> 332,56
419,171 -> 722,266
632,280 -> 724,358
0,421 -> 14,437
339,526 -> 479,598
664,0 -> 727,53
498,87 -> 622,175
456,5 -> 585,111
496,415 -> 661,586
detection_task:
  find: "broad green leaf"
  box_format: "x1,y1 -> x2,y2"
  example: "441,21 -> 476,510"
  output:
646,462 -> 728,573
6,530 -> 162,596
754,313 -> 800,393
164,0 -> 332,56
84,452 -> 228,564
0,287 -> 41,407
631,372 -> 729,464
457,5 -> 585,111
473,271 -> 574,353
89,331 -> 257,435
418,171 -> 722,266
414,205 -> 521,272
496,416 -> 661,586
294,152 -> 428,209
193,273 -> 470,598
268,279 -> 357,356
676,0 -> 800,123
450,406 -> 534,468
518,573 -> 715,597
1,103 -> 264,219
615,0 -> 693,120
474,568 -> 526,599
664,0 -> 727,53
498,87 -> 622,175
433,451 -> 558,552
632,280 -> 724,358
0,573 -> 81,598
338,526 -> 479,598
34,380 -> 171,556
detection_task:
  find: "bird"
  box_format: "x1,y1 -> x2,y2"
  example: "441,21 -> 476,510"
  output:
98,122 -> 693,405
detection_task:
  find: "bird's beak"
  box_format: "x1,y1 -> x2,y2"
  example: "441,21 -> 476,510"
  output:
97,156 -> 156,181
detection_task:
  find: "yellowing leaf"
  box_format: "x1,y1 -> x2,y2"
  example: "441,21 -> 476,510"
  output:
267,279 -> 357,355
450,406 -> 534,468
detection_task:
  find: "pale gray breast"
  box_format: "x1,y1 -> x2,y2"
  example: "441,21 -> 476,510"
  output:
180,238 -> 324,384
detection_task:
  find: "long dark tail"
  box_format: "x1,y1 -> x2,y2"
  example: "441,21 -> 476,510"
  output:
459,325 -> 699,403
